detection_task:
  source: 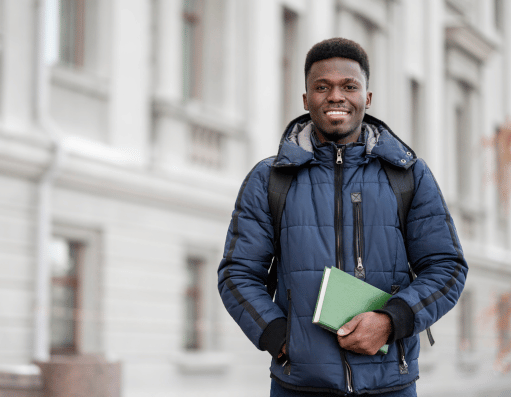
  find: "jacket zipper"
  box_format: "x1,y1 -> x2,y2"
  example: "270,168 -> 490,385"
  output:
389,285 -> 408,375
340,350 -> 354,393
283,289 -> 292,375
335,147 -> 353,393
351,193 -> 365,279
397,339 -> 409,374
335,147 -> 345,271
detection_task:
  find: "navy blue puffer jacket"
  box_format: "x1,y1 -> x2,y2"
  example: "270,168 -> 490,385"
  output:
218,113 -> 468,394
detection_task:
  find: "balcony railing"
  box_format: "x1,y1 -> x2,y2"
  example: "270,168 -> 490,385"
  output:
189,124 -> 223,170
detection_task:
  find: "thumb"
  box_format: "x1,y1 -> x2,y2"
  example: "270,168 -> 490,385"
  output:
337,315 -> 362,337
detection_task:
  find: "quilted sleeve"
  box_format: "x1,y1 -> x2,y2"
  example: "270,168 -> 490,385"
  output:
217,159 -> 287,351
392,158 -> 469,335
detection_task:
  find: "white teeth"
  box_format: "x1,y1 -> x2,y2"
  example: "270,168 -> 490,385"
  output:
327,111 -> 348,115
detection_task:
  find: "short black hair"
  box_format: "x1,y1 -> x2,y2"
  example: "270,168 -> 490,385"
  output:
304,38 -> 370,89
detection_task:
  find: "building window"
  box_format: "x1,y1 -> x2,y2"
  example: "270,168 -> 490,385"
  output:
50,237 -> 84,355
182,0 -> 204,101
58,0 -> 99,72
496,122 -> 511,217
459,290 -> 474,352
495,0 -> 504,32
48,225 -> 102,356
456,92 -> 478,240
496,293 -> 511,373
184,256 -> 204,350
59,0 -> 86,68
182,0 -> 227,107
456,103 -> 470,200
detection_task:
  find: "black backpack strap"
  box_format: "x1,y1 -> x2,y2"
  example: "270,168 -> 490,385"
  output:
267,163 -> 295,299
380,160 -> 414,239
380,160 -> 435,346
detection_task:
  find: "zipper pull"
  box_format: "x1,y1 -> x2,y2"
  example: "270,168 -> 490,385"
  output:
336,147 -> 344,164
399,356 -> 409,375
398,340 -> 409,374
357,257 -> 363,270
355,257 -> 365,279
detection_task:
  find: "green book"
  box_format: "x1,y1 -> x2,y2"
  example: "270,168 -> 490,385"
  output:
312,266 -> 392,354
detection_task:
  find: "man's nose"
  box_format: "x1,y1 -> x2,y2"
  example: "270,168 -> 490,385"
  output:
327,87 -> 345,102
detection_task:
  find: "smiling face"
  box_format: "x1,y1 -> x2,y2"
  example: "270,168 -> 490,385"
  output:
303,57 -> 372,144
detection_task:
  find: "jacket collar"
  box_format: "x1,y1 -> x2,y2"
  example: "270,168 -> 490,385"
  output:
273,113 -> 417,170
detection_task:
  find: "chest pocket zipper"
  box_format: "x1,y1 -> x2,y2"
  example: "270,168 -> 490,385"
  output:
351,192 -> 365,279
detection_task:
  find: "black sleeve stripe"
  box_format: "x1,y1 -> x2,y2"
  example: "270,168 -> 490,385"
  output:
411,166 -> 466,315
225,278 -> 266,328
411,262 -> 463,314
222,158 -> 274,330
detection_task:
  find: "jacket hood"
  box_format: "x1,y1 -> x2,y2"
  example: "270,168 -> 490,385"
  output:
274,113 -> 417,169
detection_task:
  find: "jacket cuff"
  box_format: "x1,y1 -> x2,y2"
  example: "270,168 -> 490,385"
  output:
374,298 -> 414,344
259,317 -> 287,361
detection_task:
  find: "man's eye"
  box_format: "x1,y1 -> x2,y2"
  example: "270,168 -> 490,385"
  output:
346,85 -> 357,90
317,86 -> 327,91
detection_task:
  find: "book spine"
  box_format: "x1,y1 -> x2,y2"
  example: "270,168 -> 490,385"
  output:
313,268 -> 331,323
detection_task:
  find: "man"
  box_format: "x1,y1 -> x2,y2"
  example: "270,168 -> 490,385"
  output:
218,38 -> 468,396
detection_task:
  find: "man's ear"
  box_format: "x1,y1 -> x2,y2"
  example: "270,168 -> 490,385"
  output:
365,92 -> 372,109
303,93 -> 309,111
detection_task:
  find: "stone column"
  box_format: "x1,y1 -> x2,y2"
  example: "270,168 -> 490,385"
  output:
423,0 -> 446,186
0,0 -> 35,131
246,0 -> 282,164
108,0 -> 151,165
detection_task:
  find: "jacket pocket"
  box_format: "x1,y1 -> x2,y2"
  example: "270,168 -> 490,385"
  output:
284,289 -> 292,375
351,192 -> 365,279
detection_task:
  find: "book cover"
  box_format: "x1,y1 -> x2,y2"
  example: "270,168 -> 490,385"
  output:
313,266 -> 392,354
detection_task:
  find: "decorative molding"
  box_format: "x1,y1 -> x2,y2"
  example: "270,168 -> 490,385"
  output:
446,47 -> 480,87
51,66 -> 110,101
152,96 -> 246,139
464,245 -> 511,278
338,0 -> 388,30
445,0 -> 473,16
0,132 -> 239,219
445,23 -> 496,63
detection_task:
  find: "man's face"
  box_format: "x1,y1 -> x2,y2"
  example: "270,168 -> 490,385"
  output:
303,57 -> 372,144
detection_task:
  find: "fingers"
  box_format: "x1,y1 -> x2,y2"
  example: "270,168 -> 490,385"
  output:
337,314 -> 362,337
277,343 -> 286,359
336,312 -> 391,355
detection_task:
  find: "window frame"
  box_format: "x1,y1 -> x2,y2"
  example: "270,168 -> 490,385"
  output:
182,0 -> 204,101
50,239 -> 84,355
184,256 -> 205,351
49,224 -> 103,357
59,0 -> 86,69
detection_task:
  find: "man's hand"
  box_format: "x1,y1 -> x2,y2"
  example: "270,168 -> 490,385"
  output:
277,343 -> 286,359
337,312 -> 392,355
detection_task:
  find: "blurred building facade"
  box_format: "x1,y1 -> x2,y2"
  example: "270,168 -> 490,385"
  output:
0,0 -> 510,396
